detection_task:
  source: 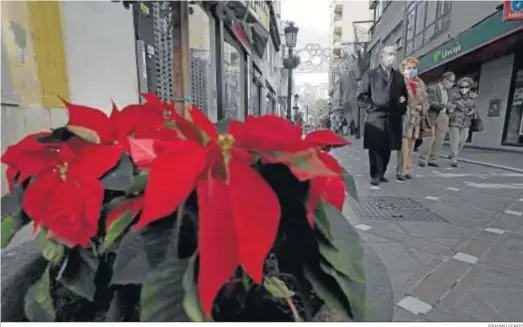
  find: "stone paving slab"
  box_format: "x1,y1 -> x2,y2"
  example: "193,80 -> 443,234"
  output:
436,263 -> 523,322
332,144 -> 523,322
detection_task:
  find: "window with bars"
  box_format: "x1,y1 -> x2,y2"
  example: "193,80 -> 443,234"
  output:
405,0 -> 451,56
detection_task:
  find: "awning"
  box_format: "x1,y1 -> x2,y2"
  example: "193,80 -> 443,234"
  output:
418,10 -> 523,74
225,1 -> 272,58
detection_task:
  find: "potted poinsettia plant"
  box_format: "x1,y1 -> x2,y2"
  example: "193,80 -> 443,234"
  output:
1,93 -> 367,322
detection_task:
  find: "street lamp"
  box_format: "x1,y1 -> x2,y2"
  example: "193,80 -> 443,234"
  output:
283,22 -> 300,122
327,101 -> 332,129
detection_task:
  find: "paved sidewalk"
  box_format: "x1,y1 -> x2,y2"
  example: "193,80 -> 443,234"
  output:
440,145 -> 523,173
332,143 -> 523,322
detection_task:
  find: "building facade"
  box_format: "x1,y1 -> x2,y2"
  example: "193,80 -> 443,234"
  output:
328,0 -> 371,125
367,0 -> 523,150
1,1 -> 282,195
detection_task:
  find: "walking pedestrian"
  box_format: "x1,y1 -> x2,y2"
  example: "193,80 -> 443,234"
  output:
448,77 -> 477,167
396,57 -> 429,181
357,45 -> 408,186
349,119 -> 355,136
418,71 -> 457,167
341,118 -> 348,136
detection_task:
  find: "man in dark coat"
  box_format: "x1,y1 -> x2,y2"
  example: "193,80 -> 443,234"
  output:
357,45 -> 408,185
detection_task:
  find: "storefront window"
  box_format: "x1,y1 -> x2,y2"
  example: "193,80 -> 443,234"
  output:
504,66 -> 523,145
251,67 -> 262,116
188,4 -> 217,119
223,37 -> 242,119
265,92 -> 275,114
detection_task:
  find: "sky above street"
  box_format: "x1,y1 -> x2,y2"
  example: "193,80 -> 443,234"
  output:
281,0 -> 331,95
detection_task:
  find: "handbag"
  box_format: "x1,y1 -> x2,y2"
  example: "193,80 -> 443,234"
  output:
420,116 -> 433,138
470,113 -> 484,132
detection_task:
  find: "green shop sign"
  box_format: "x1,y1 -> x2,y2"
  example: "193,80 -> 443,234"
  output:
418,11 -> 523,73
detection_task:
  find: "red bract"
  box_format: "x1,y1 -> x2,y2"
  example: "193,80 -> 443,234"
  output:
304,129 -> 350,148
1,132 -> 53,187
106,195 -> 144,227
22,141 -> 120,247
229,115 -> 304,153
137,140 -> 207,229
63,100 -> 142,151
197,159 -> 279,317
306,151 -> 346,225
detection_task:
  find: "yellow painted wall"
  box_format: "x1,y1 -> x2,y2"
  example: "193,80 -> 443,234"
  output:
28,1 -> 69,108
1,1 -> 69,108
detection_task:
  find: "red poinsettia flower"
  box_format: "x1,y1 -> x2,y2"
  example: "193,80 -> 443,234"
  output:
128,111 -> 283,317
306,151 -> 346,225
63,100 -> 143,151
1,132 -> 52,189
21,139 -> 120,247
131,94 -> 202,143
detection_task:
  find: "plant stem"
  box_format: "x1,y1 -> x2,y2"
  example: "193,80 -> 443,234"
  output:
174,201 -> 185,257
286,297 -> 302,322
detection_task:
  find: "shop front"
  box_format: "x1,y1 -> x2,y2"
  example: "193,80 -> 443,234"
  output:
418,10 -> 523,150
503,47 -> 523,146
209,0 -> 280,121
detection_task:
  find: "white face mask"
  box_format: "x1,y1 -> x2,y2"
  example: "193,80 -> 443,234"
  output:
460,87 -> 470,95
382,54 -> 397,68
405,68 -> 417,79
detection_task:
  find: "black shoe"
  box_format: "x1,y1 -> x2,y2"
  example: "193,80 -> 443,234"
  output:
370,178 -> 380,186
418,162 -> 427,167
428,162 -> 440,167
396,174 -> 406,181
379,176 -> 389,182
450,162 -> 458,167
405,174 -> 412,180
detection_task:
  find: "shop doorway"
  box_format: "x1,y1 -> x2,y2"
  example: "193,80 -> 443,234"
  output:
502,49 -> 523,146
133,1 -> 175,102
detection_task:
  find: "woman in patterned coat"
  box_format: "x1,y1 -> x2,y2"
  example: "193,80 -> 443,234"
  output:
396,57 -> 430,181
448,77 -> 477,167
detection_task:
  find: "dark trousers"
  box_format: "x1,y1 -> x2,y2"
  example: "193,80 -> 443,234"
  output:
368,149 -> 391,179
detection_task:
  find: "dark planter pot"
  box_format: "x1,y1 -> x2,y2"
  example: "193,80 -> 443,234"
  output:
1,236 -> 393,322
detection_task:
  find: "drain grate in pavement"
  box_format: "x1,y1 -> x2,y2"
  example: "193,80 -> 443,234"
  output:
352,196 -> 447,222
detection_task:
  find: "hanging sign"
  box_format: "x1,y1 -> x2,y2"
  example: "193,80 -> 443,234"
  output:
503,0 -> 523,21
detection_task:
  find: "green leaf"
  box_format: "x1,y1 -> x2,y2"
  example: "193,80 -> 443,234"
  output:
318,241 -> 365,284
290,150 -> 336,177
140,255 -> 190,321
319,261 -> 367,322
101,154 -> 135,191
1,190 -> 29,248
322,203 -> 365,282
24,266 -> 56,322
1,214 -> 25,248
318,202 -> 369,321
56,249 -> 99,301
126,170 -> 149,195
314,201 -> 332,241
110,231 -> 149,285
67,125 -> 101,143
303,266 -> 348,316
101,210 -> 134,253
36,229 -> 64,264
341,168 -> 359,202
263,276 -> 295,298
182,257 -> 205,322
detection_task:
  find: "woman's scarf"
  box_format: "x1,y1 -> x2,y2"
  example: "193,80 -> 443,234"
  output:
408,79 -> 417,97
